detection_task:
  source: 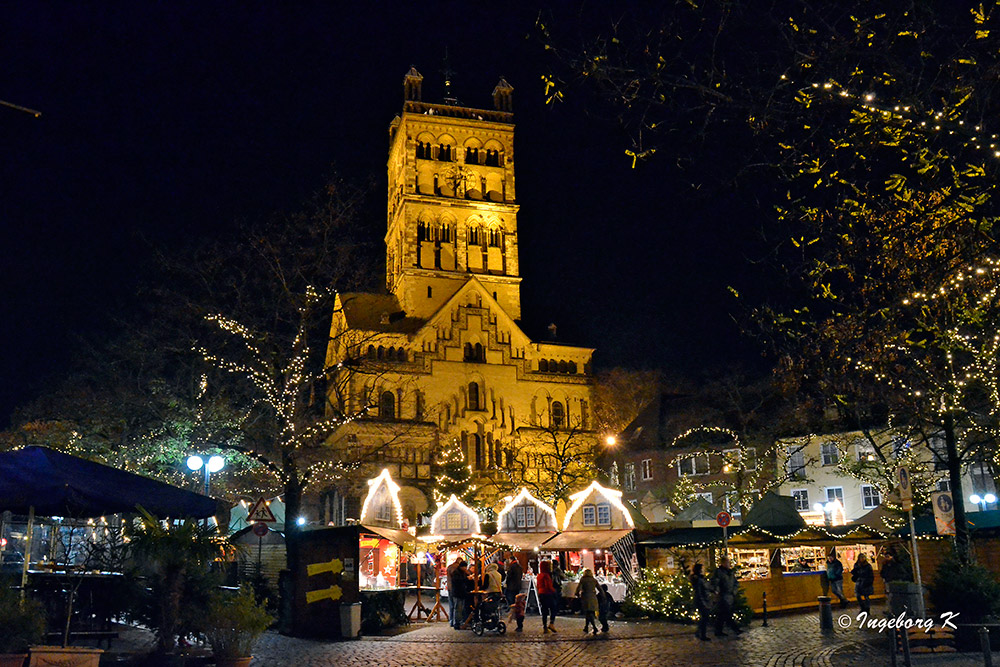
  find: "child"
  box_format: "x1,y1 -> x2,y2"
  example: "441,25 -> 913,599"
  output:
509,591 -> 527,632
597,583 -> 612,633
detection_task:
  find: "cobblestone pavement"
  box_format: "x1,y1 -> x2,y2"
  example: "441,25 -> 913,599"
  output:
246,609 -> 896,667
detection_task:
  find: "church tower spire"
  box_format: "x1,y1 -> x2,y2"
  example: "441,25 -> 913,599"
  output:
385,67 -> 520,320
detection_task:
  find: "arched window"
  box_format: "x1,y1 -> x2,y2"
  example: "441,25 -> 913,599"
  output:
379,391 -> 395,420
568,361 -> 578,374
468,382 -> 481,411
464,343 -> 473,360
474,343 -> 484,362
377,346 -> 385,360
558,360 -> 568,373
486,433 -> 494,468
417,221 -> 427,242
468,226 -> 482,246
551,401 -> 565,429
387,346 -> 395,359
396,348 -> 407,362
441,224 -> 452,243
367,345 -> 376,360
538,359 -> 548,372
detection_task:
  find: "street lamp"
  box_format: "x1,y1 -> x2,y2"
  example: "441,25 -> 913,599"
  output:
605,435 -> 617,447
969,493 -> 997,512
187,454 -> 225,496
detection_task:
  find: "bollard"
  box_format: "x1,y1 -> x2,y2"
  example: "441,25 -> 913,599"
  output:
981,626 -> 993,667
762,591 -> 768,627
818,596 -> 833,631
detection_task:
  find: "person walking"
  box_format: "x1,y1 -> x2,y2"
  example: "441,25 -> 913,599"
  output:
691,563 -> 712,641
505,556 -> 523,607
537,559 -> 559,633
597,583 -> 612,634
577,568 -> 600,635
851,553 -> 875,614
826,552 -> 849,608
711,556 -> 742,637
508,591 -> 527,632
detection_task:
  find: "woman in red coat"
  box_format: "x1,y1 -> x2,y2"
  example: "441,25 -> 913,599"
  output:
537,559 -> 559,633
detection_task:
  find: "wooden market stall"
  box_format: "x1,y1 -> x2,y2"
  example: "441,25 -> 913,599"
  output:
539,482 -> 640,604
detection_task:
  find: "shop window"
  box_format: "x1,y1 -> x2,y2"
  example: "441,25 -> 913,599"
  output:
596,503 -> 611,526
551,401 -> 565,428
821,442 -> 839,466
792,489 -> 809,511
624,463 -> 636,492
379,391 -> 395,420
582,505 -> 596,526
861,485 -> 881,509
640,458 -> 652,481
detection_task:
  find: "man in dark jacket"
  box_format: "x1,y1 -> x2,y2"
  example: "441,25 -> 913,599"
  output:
691,563 -> 713,641
505,556 -> 523,606
711,557 -> 742,636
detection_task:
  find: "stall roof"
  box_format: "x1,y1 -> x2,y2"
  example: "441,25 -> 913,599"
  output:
638,527 -> 728,547
898,510 -> 1000,537
493,532 -> 557,551
361,525 -> 417,546
0,446 -> 218,519
542,529 -> 633,551
638,523 -> 891,549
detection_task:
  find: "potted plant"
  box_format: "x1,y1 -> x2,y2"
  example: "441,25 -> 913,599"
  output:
202,586 -> 273,667
0,583 -> 45,667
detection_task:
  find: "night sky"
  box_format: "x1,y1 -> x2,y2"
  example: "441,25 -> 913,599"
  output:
0,3 -> 764,425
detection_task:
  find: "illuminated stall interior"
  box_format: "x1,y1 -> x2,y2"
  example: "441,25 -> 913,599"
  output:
358,469 -> 413,590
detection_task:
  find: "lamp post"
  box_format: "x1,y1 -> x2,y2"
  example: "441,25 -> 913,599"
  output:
187,454 -> 225,496
969,493 -> 997,512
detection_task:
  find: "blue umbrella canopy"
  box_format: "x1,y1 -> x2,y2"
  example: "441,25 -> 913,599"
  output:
0,446 -> 218,518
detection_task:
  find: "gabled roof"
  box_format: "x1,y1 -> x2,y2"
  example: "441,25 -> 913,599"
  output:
742,491 -> 806,530
414,276 -> 535,349
338,293 -> 426,334
674,497 -> 723,522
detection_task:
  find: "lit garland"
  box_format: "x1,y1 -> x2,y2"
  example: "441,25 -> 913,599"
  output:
359,468 -> 404,528
432,437 -> 476,505
430,494 -> 482,535
496,487 -> 558,532
563,481 -> 635,530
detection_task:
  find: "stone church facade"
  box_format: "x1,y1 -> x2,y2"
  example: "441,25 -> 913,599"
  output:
321,68 -> 596,525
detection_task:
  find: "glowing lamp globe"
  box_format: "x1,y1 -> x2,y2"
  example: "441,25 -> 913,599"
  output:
986,494 -> 997,504
971,494 -> 983,505
186,455 -> 204,471
207,455 -> 225,473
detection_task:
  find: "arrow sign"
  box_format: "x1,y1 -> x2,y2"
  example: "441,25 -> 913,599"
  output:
246,497 -> 277,523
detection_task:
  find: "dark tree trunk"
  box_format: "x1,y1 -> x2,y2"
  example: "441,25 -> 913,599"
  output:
944,414 -> 971,564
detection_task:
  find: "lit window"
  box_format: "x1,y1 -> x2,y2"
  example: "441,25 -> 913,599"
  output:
582,505 -> 596,526
597,504 -> 611,526
861,485 -> 881,510
641,459 -> 653,481
821,442 -> 839,466
855,440 -> 876,462
792,489 -> 809,511
825,487 -> 844,505
624,463 -> 636,492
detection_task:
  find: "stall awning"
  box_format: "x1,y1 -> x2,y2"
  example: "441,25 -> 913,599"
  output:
0,446 -> 218,518
542,530 -> 633,550
493,532 -> 556,551
361,525 -> 416,546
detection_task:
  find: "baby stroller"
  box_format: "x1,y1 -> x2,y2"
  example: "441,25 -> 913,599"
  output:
472,593 -> 507,636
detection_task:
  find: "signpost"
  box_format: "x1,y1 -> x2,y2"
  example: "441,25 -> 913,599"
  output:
717,511 -> 732,554
246,498 -> 277,577
897,467 -> 925,617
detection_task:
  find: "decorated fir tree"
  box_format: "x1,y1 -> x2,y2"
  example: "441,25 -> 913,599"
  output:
432,438 -> 476,505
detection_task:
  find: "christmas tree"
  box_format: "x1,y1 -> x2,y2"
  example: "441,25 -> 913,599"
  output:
433,438 -> 476,505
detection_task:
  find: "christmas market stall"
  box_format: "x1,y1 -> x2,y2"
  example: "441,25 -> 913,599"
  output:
540,482 -> 640,605
286,469 -> 418,638
638,492 -> 891,613
492,488 -> 560,611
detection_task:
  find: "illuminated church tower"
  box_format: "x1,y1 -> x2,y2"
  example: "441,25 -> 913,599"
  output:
323,68 -> 595,526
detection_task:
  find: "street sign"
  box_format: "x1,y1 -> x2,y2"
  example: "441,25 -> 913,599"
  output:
897,467 -> 913,511
716,511 -> 732,528
246,497 -> 277,523
252,522 -> 269,537
932,491 -> 956,536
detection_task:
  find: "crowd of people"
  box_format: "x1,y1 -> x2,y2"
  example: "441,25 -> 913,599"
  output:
444,555 -> 614,635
